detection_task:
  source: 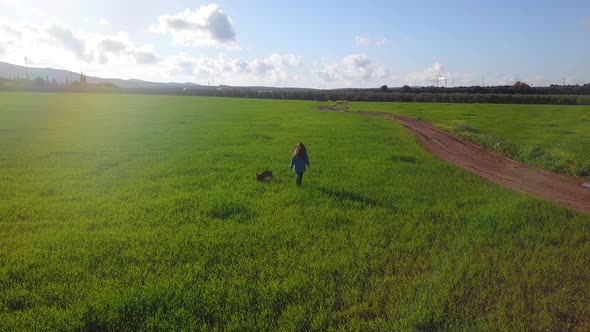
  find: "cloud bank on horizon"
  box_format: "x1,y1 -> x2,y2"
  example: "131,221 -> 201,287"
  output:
0,1 -> 589,87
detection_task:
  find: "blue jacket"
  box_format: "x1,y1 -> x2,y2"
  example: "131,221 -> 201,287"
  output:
290,156 -> 310,173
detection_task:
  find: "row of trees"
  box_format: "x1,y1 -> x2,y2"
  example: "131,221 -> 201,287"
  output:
3,75 -> 58,86
2,78 -> 590,105
2,71 -> 89,87
179,88 -> 590,105
379,81 -> 590,96
0,71 -> 118,89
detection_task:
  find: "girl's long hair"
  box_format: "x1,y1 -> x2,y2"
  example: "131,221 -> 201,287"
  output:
293,143 -> 308,159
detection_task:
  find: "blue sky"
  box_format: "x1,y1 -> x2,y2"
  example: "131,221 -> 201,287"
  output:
1,0 -> 589,87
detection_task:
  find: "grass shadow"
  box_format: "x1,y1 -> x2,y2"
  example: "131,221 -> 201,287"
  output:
390,154 -> 418,164
206,200 -> 253,222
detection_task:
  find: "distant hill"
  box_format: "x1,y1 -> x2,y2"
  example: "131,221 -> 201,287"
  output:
0,61 -> 204,89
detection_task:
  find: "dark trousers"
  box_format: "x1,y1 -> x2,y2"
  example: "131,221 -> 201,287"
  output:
296,172 -> 304,186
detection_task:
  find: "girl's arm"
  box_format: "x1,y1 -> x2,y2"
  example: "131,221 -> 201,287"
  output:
290,157 -> 295,169
306,158 -> 310,168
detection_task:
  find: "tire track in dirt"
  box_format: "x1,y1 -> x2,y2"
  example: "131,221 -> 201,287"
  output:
320,106 -> 590,214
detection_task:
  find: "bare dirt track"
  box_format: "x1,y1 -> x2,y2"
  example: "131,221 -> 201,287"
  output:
357,111 -> 590,214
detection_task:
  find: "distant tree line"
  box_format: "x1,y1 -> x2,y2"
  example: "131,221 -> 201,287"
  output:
177,84 -> 590,105
2,78 -> 590,105
389,81 -> 590,96
0,71 -> 117,89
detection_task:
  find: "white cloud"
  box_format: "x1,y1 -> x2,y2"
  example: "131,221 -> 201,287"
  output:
405,62 -> 452,86
315,54 -> 391,86
2,24 -> 22,38
133,48 -> 158,65
88,31 -> 158,65
0,22 -> 73,67
149,3 -> 237,48
99,18 -> 110,25
0,19 -> 309,86
45,24 -> 94,62
427,62 -> 445,77
0,21 -> 159,74
402,63 -> 535,87
98,38 -> 126,55
355,36 -> 371,47
374,38 -> 388,46
163,53 -> 303,85
247,53 -> 302,74
355,36 -> 389,47
446,73 -> 475,86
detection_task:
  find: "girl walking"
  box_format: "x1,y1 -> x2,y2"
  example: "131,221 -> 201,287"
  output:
290,143 -> 310,186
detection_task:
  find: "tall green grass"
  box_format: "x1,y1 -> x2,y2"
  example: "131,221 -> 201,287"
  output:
1,92 -> 589,330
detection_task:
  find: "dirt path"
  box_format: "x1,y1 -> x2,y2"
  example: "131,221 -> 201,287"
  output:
358,111 -> 590,214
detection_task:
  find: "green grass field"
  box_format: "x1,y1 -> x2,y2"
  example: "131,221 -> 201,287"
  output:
353,102 -> 590,178
1,92 -> 589,330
